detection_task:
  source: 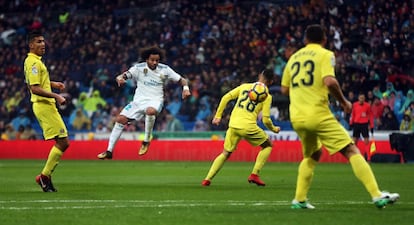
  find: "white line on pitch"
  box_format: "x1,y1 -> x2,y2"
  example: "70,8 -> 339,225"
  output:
1,199 -> 398,210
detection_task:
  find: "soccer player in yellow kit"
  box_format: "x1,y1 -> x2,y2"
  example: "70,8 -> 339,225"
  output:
24,31 -> 70,192
201,69 -> 280,186
281,24 -> 399,209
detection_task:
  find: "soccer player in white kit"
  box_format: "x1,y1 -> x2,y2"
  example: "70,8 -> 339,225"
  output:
98,46 -> 191,159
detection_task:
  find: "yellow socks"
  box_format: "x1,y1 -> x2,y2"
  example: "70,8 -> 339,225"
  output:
205,153 -> 227,180
252,146 -> 272,175
41,146 -> 63,176
294,158 -> 316,202
349,154 -> 382,198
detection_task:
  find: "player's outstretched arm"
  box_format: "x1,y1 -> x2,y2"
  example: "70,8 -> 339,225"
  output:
179,78 -> 191,99
262,116 -> 280,133
115,72 -> 128,87
211,93 -> 233,126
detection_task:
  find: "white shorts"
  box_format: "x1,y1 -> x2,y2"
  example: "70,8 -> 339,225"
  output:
120,100 -> 163,121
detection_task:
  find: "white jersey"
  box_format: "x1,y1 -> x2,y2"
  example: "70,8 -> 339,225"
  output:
125,62 -> 182,103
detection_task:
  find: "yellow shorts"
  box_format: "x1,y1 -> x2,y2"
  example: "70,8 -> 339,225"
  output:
292,116 -> 352,157
223,126 -> 268,152
32,102 -> 68,140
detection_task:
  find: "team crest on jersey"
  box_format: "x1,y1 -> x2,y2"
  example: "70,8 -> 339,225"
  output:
144,68 -> 148,75
31,66 -> 38,75
330,55 -> 336,67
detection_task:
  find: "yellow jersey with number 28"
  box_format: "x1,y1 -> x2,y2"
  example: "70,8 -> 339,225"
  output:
214,83 -> 272,130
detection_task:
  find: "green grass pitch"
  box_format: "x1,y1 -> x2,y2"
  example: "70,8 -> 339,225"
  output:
0,160 -> 413,225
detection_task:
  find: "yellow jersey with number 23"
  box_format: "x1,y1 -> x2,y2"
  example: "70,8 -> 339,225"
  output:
281,43 -> 336,122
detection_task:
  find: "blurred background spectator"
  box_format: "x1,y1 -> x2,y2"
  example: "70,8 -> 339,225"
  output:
163,110 -> 184,132
1,0 -> 413,138
400,114 -> 413,131
70,107 -> 92,131
20,124 -> 38,140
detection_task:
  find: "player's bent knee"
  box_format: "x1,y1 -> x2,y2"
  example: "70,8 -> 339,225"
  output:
116,115 -> 129,124
311,150 -> 322,161
146,107 -> 158,115
260,139 -> 273,149
340,144 -> 360,158
56,138 -> 69,151
222,150 -> 232,158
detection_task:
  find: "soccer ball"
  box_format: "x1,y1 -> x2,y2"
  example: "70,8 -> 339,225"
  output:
248,82 -> 268,103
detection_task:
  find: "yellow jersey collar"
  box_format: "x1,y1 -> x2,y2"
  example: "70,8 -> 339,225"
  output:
306,43 -> 322,48
28,52 -> 42,60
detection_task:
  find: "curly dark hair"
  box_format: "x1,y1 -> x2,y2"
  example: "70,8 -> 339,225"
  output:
140,45 -> 165,61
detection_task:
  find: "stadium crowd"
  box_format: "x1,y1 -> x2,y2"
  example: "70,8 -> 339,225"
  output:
1,0 -> 413,140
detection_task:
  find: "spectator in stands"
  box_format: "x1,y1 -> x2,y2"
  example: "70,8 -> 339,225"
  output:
83,90 -> 107,117
0,120 -> 6,139
366,90 -> 375,105
64,79 -> 81,103
371,96 -> 385,130
3,92 -> 23,113
75,92 -> 88,109
164,110 -> 184,132
21,124 -> 37,140
393,91 -> 405,121
2,124 -> 16,140
380,92 -> 391,109
378,106 -> 399,130
106,107 -> 120,131
71,108 -> 92,131
0,106 -> 11,127
193,120 -> 209,131
399,89 -> 414,115
399,114 -> 413,131
372,85 -> 383,100
368,70 -> 380,82
384,82 -> 397,96
90,103 -> 109,130
404,101 -> 414,120
347,91 -> 357,104
15,125 -> 25,140
1,0 -> 414,134
95,122 -> 109,134
10,111 -> 31,131
165,96 -> 182,116
195,104 -> 212,122
388,91 -> 397,112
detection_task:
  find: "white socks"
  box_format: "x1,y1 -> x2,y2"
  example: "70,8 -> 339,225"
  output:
144,115 -> 156,142
107,122 -> 124,152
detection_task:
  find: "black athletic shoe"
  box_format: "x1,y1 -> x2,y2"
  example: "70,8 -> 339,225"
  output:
97,151 -> 113,160
36,174 -> 57,192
